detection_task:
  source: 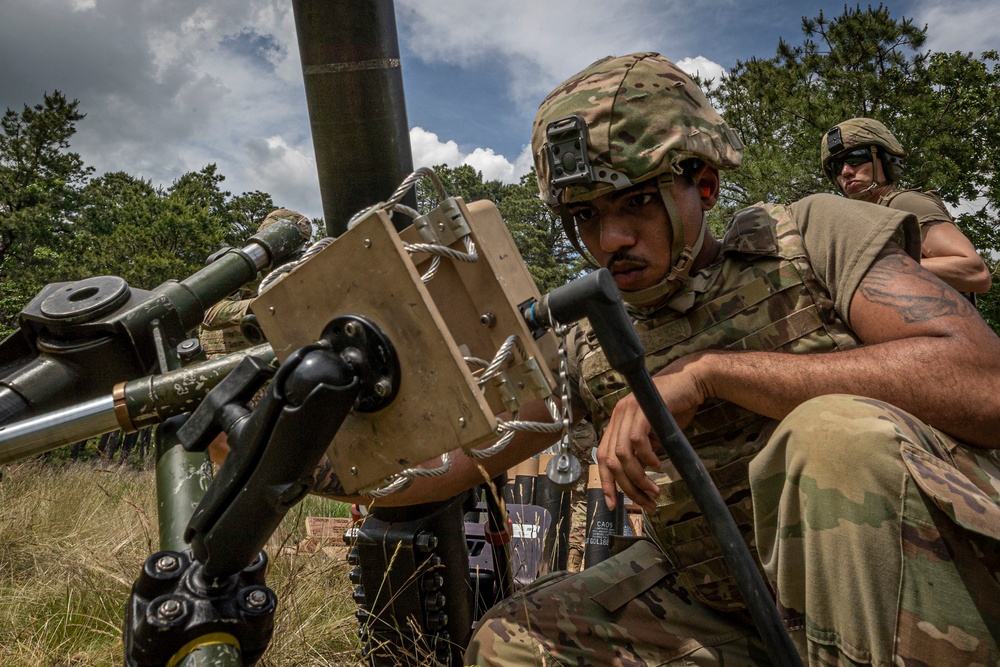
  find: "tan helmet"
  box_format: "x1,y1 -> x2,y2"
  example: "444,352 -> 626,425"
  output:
531,52 -> 743,306
258,208 -> 313,242
821,118 -> 906,185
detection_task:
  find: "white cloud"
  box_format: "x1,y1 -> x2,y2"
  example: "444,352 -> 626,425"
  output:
410,127 -> 532,184
916,0 -> 1000,54
396,0 -> 683,109
410,127 -> 465,169
243,136 -> 321,216
676,56 -> 727,90
0,0 -> 319,215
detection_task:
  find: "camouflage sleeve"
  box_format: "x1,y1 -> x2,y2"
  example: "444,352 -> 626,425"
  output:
885,190 -> 954,229
202,298 -> 252,329
566,320 -> 615,434
789,193 -> 921,327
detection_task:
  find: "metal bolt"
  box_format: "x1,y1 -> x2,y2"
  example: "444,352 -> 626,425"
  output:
364,238 -> 372,248
557,456 -> 570,473
156,598 -> 183,621
268,306 -> 276,314
344,321 -> 359,337
245,589 -> 268,610
479,312 -> 496,328
350,466 -> 359,476
155,555 -> 179,573
373,380 -> 392,397
176,339 -> 201,362
458,417 -> 466,427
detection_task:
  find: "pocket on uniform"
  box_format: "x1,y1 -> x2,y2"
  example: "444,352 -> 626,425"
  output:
901,441 -> 1000,541
658,497 -> 763,612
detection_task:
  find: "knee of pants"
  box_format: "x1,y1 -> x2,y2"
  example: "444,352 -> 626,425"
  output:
751,394 -> 911,495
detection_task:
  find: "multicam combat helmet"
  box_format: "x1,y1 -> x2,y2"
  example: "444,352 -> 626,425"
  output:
531,52 -> 743,305
821,118 -> 906,191
258,208 -> 313,242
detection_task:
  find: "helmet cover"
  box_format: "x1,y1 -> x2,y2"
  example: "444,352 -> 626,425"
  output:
258,208 -> 313,241
821,118 -> 906,181
532,52 -> 743,206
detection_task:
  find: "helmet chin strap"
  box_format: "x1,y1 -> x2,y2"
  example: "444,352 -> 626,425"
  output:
846,180 -> 882,201
621,172 -> 706,308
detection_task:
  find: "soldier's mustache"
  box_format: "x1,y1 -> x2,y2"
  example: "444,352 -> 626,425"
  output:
607,252 -> 647,271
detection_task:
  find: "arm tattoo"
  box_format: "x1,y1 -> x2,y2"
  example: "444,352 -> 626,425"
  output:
859,248 -> 976,323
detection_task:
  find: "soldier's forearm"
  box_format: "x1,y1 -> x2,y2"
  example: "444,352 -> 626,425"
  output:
920,256 -> 992,293
692,339 -> 1000,448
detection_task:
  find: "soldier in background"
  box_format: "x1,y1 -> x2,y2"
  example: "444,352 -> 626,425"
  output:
199,209 -> 312,358
821,118 -> 991,298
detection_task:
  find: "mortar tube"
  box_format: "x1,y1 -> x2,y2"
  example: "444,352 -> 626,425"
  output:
534,453 -> 571,573
583,465 -> 616,568
513,456 -> 538,506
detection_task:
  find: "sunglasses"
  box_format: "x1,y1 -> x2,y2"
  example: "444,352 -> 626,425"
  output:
828,148 -> 873,175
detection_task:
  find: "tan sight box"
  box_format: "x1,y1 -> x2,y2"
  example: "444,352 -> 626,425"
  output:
252,198 -> 559,495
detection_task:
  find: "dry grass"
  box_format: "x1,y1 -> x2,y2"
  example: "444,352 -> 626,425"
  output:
0,460 -> 363,666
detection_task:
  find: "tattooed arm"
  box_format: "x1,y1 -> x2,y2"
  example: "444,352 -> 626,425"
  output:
598,244 -> 1000,509
702,245 -> 999,440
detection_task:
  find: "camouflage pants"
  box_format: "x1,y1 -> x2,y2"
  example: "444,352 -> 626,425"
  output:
465,395 -> 1000,666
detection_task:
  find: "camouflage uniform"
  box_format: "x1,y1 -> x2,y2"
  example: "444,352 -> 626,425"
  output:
199,209 -> 312,359
199,298 -> 257,359
466,53 -> 1000,666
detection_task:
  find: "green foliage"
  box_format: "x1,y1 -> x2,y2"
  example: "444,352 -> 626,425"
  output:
0,92 -> 94,330
416,164 -> 587,293
0,94 -> 295,335
708,3 -> 1000,331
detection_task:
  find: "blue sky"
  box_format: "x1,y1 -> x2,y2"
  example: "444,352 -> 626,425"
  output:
1,0 -> 997,223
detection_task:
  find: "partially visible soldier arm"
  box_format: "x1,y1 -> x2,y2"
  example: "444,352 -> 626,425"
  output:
695,244 -> 1000,443
920,221 -> 992,293
598,244 -> 1000,509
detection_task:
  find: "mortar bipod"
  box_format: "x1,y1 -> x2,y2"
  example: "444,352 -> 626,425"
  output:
124,314 -> 399,667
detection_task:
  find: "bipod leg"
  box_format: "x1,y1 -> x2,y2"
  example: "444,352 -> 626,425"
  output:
126,332 -> 246,667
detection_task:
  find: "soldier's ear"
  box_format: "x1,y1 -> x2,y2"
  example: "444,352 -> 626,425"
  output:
696,167 -> 720,210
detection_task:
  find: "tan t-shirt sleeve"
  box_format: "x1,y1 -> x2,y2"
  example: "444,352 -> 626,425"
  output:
885,190 -> 953,229
788,193 -> 921,327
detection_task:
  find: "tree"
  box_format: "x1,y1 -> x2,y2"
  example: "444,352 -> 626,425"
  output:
0,92 -> 94,330
0,92 -> 92,264
708,3 -> 1000,330
223,190 -> 278,247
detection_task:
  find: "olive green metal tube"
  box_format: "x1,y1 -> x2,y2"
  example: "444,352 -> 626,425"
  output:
0,345 -> 275,464
121,344 -> 276,431
292,0 -> 416,236
153,221 -> 303,333
155,417 -> 212,551
152,344 -> 274,552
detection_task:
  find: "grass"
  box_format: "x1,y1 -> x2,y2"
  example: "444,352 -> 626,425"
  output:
0,459 -> 362,666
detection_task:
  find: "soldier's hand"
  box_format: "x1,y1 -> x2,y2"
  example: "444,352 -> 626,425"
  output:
597,355 -> 708,512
